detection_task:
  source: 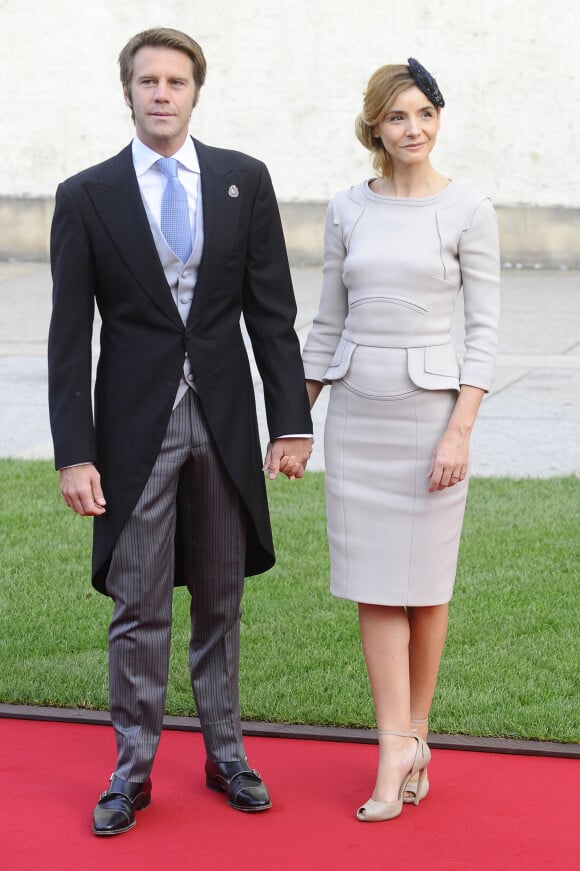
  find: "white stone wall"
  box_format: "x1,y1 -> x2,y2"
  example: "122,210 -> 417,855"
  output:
1,0 -> 579,207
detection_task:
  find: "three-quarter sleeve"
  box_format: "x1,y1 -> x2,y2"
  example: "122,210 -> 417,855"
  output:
458,197 -> 501,391
302,199 -> 349,381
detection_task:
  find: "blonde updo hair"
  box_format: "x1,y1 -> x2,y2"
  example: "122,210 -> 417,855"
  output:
355,64 -> 421,178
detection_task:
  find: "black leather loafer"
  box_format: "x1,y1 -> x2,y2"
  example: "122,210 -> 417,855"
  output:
205,759 -> 272,812
92,775 -> 152,836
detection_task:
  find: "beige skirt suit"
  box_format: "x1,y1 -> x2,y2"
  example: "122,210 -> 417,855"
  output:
302,181 -> 500,606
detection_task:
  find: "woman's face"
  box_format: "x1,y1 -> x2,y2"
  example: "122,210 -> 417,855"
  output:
373,85 -> 441,169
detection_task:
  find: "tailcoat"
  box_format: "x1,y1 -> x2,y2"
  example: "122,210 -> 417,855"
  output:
48,139 -> 312,593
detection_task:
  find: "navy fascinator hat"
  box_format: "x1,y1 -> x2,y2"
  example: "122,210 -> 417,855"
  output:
407,58 -> 445,108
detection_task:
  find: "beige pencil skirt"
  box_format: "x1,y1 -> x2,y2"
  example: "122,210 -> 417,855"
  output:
324,346 -> 469,606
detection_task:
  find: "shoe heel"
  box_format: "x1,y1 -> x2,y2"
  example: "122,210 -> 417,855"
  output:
135,779 -> 152,811
412,768 -> 427,807
412,741 -> 431,807
135,793 -> 151,811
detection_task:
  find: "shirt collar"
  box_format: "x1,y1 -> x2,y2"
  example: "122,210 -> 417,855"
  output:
131,135 -> 200,177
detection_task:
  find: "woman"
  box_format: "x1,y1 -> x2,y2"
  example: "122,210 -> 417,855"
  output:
303,59 -> 500,821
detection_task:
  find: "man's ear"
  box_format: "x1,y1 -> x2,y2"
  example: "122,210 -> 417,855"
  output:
192,85 -> 202,109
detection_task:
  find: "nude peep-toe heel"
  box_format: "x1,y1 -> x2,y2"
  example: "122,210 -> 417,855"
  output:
404,718 -> 430,804
356,730 -> 431,822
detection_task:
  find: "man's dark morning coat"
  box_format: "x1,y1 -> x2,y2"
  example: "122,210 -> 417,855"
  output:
48,138 -> 312,594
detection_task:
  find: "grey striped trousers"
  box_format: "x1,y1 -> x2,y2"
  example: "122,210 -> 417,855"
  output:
106,389 -> 248,782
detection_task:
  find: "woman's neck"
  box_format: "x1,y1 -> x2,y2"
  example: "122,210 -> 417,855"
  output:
373,165 -> 449,198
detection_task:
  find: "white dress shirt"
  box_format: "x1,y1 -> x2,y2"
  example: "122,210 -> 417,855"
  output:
132,135 -> 201,238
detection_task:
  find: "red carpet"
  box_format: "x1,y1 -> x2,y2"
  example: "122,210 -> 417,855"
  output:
2,718 -> 578,870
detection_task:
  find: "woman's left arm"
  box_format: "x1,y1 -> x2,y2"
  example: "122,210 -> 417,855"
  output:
428,196 -> 500,492
457,197 -> 501,392
427,384 -> 484,491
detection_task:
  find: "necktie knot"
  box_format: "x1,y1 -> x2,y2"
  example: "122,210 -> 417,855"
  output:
157,157 -> 179,179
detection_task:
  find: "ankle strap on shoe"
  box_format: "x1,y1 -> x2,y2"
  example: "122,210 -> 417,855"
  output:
377,729 -> 417,737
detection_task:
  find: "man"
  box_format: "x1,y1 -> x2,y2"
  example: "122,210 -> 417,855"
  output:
48,27 -> 312,836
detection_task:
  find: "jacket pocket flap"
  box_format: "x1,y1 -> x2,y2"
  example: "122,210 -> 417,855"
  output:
424,343 -> 460,377
407,345 -> 460,391
323,337 -> 357,381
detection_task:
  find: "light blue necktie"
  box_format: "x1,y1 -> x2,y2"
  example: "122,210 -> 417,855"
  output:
157,157 -> 193,263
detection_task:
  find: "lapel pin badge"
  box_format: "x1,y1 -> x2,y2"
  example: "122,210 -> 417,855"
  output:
228,184 -> 239,198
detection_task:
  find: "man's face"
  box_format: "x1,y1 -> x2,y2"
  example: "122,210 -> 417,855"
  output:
124,46 -> 199,156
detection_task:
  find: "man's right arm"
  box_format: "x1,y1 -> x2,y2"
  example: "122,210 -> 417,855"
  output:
48,182 -> 98,472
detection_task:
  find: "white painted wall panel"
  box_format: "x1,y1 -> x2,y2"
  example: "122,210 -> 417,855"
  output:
1,0 -> 578,206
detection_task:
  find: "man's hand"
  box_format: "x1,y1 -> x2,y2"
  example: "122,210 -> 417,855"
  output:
263,437 -> 313,481
59,463 -> 107,515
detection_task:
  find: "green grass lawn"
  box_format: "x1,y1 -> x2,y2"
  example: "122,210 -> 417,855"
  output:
0,459 -> 578,742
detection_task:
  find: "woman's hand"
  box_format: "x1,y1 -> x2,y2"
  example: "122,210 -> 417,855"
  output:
427,384 -> 486,492
427,428 -> 469,491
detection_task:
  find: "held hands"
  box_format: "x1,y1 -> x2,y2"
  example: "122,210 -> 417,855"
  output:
59,463 -> 107,515
263,437 -> 314,481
